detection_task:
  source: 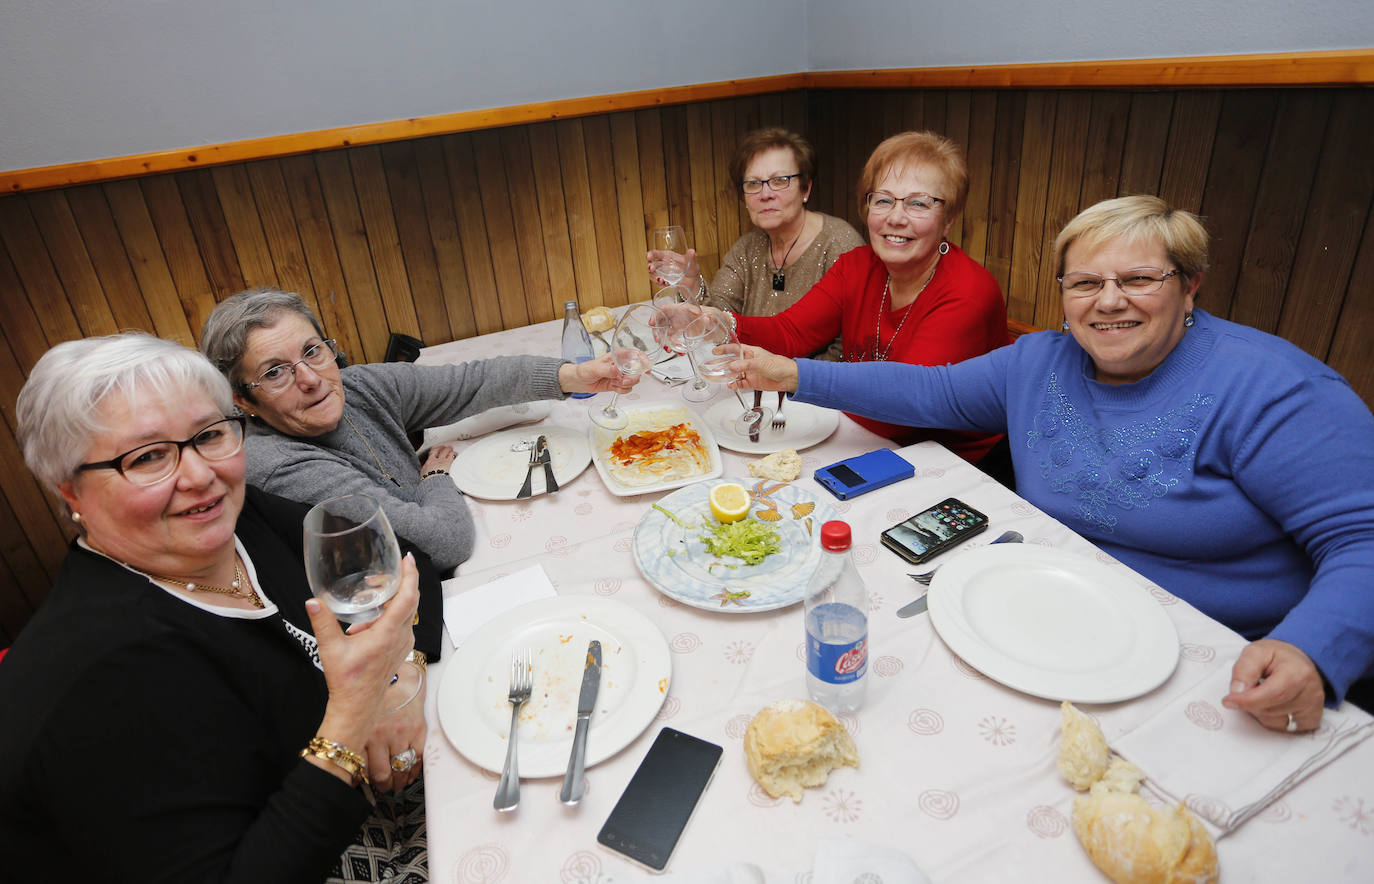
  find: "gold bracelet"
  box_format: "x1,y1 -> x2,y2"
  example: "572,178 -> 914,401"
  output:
301,736 -> 369,787
405,649 -> 427,673
420,468 -> 448,481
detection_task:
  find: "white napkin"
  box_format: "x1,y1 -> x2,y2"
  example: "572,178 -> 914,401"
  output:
440,564 -> 557,649
651,354 -> 696,381
418,401 -> 552,454
1113,665 -> 1374,838
812,838 -> 932,884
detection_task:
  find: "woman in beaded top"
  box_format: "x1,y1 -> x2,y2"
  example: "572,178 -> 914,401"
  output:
1,333 -> 426,881
731,195 -> 1374,732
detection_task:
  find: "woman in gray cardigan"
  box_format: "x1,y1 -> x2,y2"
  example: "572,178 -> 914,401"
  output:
202,289 -> 631,570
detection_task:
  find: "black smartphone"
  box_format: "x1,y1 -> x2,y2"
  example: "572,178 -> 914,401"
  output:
814,448 -> 914,500
597,727 -> 724,872
881,497 -> 990,564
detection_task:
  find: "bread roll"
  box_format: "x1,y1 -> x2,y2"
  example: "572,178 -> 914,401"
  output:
1072,789 -> 1217,884
1058,699 -> 1110,791
747,448 -> 802,482
581,306 -> 615,334
744,699 -> 858,803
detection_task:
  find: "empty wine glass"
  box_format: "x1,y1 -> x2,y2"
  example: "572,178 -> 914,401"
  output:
649,225 -> 688,286
684,312 -> 772,435
589,304 -> 664,431
651,285 -> 716,403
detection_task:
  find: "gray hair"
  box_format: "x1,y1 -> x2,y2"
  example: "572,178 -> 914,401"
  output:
17,332 -> 234,493
200,288 -> 325,391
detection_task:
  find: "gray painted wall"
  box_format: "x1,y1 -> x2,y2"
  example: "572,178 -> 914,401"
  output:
0,0 -> 1368,172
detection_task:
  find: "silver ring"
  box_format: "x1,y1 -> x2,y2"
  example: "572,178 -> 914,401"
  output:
390,748 -> 418,772
1286,713 -> 1298,733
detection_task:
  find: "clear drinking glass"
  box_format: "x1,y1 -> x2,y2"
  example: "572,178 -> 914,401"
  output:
685,312 -> 771,435
651,285 -> 717,403
303,493 -> 402,624
588,304 -> 665,431
649,225 -> 688,286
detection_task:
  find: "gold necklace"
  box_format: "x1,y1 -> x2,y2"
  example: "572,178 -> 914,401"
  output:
133,559 -> 262,609
343,412 -> 401,487
870,255 -> 941,362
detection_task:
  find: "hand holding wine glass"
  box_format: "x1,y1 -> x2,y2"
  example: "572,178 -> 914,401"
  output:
684,312 -> 772,435
651,285 -> 717,403
589,304 -> 665,431
648,225 -> 689,287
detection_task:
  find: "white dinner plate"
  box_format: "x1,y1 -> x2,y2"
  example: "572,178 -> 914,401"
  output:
633,477 -> 835,612
449,426 -> 590,500
927,544 -> 1178,703
703,398 -> 840,454
587,405 -> 722,497
437,596 -> 671,777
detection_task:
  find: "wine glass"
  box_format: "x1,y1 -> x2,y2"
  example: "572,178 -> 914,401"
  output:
588,304 -> 664,431
651,285 -> 716,404
649,225 -> 688,286
684,312 -> 772,436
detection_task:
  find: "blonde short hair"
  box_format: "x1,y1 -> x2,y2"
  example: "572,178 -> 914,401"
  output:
1053,195 -> 1210,280
857,131 -> 969,220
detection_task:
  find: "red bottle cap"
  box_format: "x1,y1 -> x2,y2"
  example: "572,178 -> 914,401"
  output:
820,520 -> 851,552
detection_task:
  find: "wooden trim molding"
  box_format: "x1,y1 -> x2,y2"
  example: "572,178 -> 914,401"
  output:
3,50 -> 1369,195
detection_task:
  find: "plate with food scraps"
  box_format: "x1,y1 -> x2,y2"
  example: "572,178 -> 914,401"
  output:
703,398 -> 840,454
449,425 -> 591,500
437,595 -> 671,777
633,477 -> 836,612
588,404 -> 722,497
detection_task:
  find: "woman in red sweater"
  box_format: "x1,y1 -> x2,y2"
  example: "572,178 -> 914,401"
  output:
730,131 -> 1010,468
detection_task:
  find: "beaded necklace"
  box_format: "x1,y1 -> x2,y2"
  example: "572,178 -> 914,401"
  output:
870,254 -> 941,362
131,558 -> 261,608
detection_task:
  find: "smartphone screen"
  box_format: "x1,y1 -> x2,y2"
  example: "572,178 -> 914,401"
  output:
597,727 -> 723,872
881,498 -> 990,564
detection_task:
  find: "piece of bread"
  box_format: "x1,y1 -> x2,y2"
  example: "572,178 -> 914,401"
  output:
1058,699 -> 1110,791
581,306 -> 615,334
747,448 -> 802,482
744,699 -> 859,803
1071,788 -> 1218,884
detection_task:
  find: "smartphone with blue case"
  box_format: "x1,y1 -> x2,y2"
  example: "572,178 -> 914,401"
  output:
814,448 -> 914,500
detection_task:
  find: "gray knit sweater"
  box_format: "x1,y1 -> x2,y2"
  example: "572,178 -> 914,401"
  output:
244,356 -> 566,569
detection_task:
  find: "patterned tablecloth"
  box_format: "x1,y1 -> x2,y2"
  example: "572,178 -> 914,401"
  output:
416,317 -> 1374,883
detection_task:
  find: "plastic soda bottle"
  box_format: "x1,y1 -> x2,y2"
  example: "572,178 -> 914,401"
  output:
560,300 -> 596,399
804,520 -> 868,713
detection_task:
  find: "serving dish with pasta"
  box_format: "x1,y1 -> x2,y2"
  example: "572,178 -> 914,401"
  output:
587,405 -> 722,496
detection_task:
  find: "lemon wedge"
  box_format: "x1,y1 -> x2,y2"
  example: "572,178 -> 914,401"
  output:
708,482 -> 751,523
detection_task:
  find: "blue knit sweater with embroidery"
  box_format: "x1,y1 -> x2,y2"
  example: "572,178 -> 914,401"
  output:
794,309 -> 1374,701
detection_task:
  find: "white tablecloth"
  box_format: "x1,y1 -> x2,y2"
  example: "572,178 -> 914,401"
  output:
416,317 -> 1374,882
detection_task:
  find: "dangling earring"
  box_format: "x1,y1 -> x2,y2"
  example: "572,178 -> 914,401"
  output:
1061,320 -> 1070,333
1183,312 -> 1195,328
938,240 -> 950,256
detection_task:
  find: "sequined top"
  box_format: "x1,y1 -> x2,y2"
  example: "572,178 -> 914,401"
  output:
701,212 -> 863,360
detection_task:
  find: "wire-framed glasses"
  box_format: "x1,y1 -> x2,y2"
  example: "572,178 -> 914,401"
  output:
865,191 -> 946,217
742,173 -> 802,194
76,416 -> 246,486
244,339 -> 337,394
1058,268 -> 1181,298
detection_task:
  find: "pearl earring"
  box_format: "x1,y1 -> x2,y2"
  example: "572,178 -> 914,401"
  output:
72,512 -> 81,523
1183,312 -> 1195,328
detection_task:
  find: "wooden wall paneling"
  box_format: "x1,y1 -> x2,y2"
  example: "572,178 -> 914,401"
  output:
101,180 -> 197,345
901,88 -> 924,134
923,90 -> 948,139
733,97 -> 761,236
1157,92 -> 1223,213
1326,204 -> 1374,404
1195,91 -> 1278,319
779,89 -> 807,141
1007,91 -> 1057,321
469,130 -> 534,327
277,155 -> 366,363
1077,92 -> 1132,211
210,165 -> 277,290
244,160 -> 327,325
347,147 -> 424,343
959,90 -> 999,265
684,103 -> 720,281
380,140 -> 454,342
0,414 -> 61,600
138,175 -> 221,343
411,138 -> 477,342
1035,92 -> 1093,328
551,121 -> 606,314
0,548 -> 27,646
710,101 -> 740,273
983,91 -> 1027,302
609,112 -> 650,304
0,198 -> 84,345
942,91 -> 972,248
660,106 -> 696,251
174,170 -> 247,301
1117,93 -> 1174,197
1229,93 -> 1332,334
635,110 -> 670,236
0,218 -> 63,369
580,116 -> 630,309
881,90 -> 906,142
1275,90 -> 1374,359
498,128 -> 559,323
524,124 -> 576,322
441,134 -> 506,333
55,186 -> 158,336
26,191 -> 120,339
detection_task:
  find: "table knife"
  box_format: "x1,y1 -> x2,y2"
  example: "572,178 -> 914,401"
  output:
559,640 -> 601,805
896,530 -> 1023,618
749,389 -> 763,443
536,435 -> 559,494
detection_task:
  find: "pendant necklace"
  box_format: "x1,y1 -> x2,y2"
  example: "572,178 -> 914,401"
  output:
871,253 -> 942,362
769,213 -> 808,291
130,557 -> 262,608
344,411 -> 401,487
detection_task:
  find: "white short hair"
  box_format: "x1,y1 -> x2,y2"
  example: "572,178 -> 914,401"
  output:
17,333 -> 233,492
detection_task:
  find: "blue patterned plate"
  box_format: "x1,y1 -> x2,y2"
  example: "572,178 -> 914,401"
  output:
633,478 -> 835,612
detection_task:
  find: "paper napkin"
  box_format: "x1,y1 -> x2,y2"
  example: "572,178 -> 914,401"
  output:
418,401 -> 552,454
440,564 -> 557,649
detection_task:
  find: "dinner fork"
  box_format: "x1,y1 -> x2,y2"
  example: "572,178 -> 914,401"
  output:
515,440 -> 540,500
771,391 -> 787,432
493,650 -> 532,812
908,530 -> 1023,584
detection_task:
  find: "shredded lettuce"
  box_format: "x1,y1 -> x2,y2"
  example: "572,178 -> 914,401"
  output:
699,516 -> 782,566
652,503 -> 692,529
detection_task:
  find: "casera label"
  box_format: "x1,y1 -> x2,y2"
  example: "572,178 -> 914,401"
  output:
807,635 -> 867,685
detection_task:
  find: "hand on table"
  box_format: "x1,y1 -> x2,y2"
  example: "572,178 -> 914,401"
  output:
560,353 -> 640,394
422,445 -> 457,474
1222,638 -> 1325,733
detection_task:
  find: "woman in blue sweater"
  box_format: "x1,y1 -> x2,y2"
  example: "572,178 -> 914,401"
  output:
734,196 -> 1374,733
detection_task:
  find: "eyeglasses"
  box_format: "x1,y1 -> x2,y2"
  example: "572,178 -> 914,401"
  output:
865,191 -> 946,218
742,173 -> 802,194
244,339 -> 337,395
76,417 -> 246,486
1058,269 -> 1181,298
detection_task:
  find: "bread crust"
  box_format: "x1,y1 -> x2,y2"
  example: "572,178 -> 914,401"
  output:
744,699 -> 858,802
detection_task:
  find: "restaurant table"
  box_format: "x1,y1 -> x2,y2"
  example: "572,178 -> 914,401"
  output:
415,316 -> 1374,882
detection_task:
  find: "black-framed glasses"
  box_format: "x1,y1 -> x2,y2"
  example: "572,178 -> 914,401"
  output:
1058,268 -> 1181,298
742,173 -> 802,194
76,417 -> 246,486
865,191 -> 946,217
244,339 -> 337,395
